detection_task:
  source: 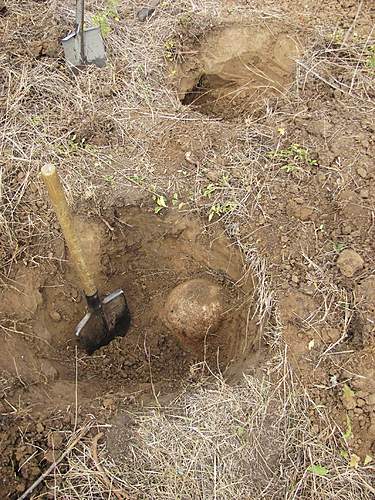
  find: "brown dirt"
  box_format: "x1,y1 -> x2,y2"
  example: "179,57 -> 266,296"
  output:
0,207 -> 261,496
1,0 -> 375,497
177,24 -> 300,118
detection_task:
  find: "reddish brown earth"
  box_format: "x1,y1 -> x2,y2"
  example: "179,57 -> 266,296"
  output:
0,0 -> 374,497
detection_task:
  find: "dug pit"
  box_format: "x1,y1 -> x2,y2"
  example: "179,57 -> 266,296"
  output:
177,24 -> 300,118
0,207 -> 261,413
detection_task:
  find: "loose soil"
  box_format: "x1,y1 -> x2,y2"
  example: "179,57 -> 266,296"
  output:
177,24 -> 300,118
0,207 -> 261,496
1,0 -> 375,498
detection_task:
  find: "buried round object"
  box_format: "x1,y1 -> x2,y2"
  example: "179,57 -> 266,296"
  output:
162,278 -> 224,342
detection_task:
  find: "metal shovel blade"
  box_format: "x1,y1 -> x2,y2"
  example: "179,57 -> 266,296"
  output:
62,27 -> 106,68
76,289 -> 131,354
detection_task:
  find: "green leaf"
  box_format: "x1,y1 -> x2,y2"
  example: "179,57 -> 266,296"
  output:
340,449 -> 349,459
348,453 -> 360,468
156,195 -> 167,208
343,384 -> 354,399
307,464 -> 329,476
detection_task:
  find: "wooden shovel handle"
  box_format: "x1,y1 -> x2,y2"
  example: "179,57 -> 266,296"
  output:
41,164 -> 96,297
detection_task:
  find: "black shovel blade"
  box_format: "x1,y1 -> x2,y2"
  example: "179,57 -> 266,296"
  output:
75,290 -> 131,355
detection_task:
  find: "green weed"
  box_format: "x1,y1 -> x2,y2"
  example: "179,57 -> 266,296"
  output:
307,464 -> 329,477
153,194 -> 168,214
164,39 -> 177,61
366,45 -> 375,69
93,0 -> 120,37
208,201 -> 237,222
103,174 -> 115,185
333,241 -> 346,254
268,143 -> 318,173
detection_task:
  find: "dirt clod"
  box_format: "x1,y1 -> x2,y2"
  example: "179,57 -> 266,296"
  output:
49,310 -> 61,322
162,278 -> 224,344
48,431 -> 63,449
357,166 -> 368,179
336,249 -> 364,277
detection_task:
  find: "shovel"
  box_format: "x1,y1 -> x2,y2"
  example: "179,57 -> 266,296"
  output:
62,0 -> 106,68
41,164 -> 131,354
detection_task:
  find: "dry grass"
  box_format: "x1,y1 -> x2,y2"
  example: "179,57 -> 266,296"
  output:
33,353 -> 374,499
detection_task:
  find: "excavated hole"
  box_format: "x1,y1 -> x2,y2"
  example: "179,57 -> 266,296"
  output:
0,208 -> 263,410
177,25 -> 300,118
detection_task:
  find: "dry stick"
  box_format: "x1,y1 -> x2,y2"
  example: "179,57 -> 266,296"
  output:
17,422 -> 94,500
90,432 -> 129,500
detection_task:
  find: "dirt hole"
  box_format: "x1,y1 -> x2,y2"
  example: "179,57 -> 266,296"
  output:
178,25 -> 299,118
0,208 -> 261,412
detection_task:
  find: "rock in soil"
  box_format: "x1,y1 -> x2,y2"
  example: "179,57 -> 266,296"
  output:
336,249 -> 364,277
161,279 -> 224,343
137,1 -> 160,21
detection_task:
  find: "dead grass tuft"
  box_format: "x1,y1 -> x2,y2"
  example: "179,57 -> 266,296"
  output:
37,354 -> 374,499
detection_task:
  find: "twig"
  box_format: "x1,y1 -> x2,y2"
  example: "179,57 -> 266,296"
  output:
17,421 -> 94,500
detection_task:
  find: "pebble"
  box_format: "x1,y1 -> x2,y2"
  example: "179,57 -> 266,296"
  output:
36,423 -> 44,433
137,6 -> 156,21
357,166 -> 368,179
336,249 -> 364,277
49,310 -> 61,322
341,223 -> 353,235
137,1 -> 160,22
360,189 -> 369,199
206,170 -> 220,183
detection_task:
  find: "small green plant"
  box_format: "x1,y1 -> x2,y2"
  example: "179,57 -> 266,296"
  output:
366,45 -> 375,69
331,29 -> 345,45
153,194 -> 168,214
178,12 -> 192,27
57,134 -> 85,156
128,174 -> 145,185
202,183 -> 218,198
268,143 -> 318,173
171,193 -> 185,209
208,201 -> 236,222
93,0 -> 120,37
220,173 -> 230,185
280,164 -> 298,173
307,464 -> 329,477
103,174 -> 115,185
30,115 -> 42,126
333,241 -> 346,254
164,39 -> 177,61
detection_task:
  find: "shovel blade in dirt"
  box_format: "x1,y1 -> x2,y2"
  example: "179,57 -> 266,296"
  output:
41,164 -> 131,354
62,27 -> 106,68
76,290 -> 131,355
62,0 -> 106,69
